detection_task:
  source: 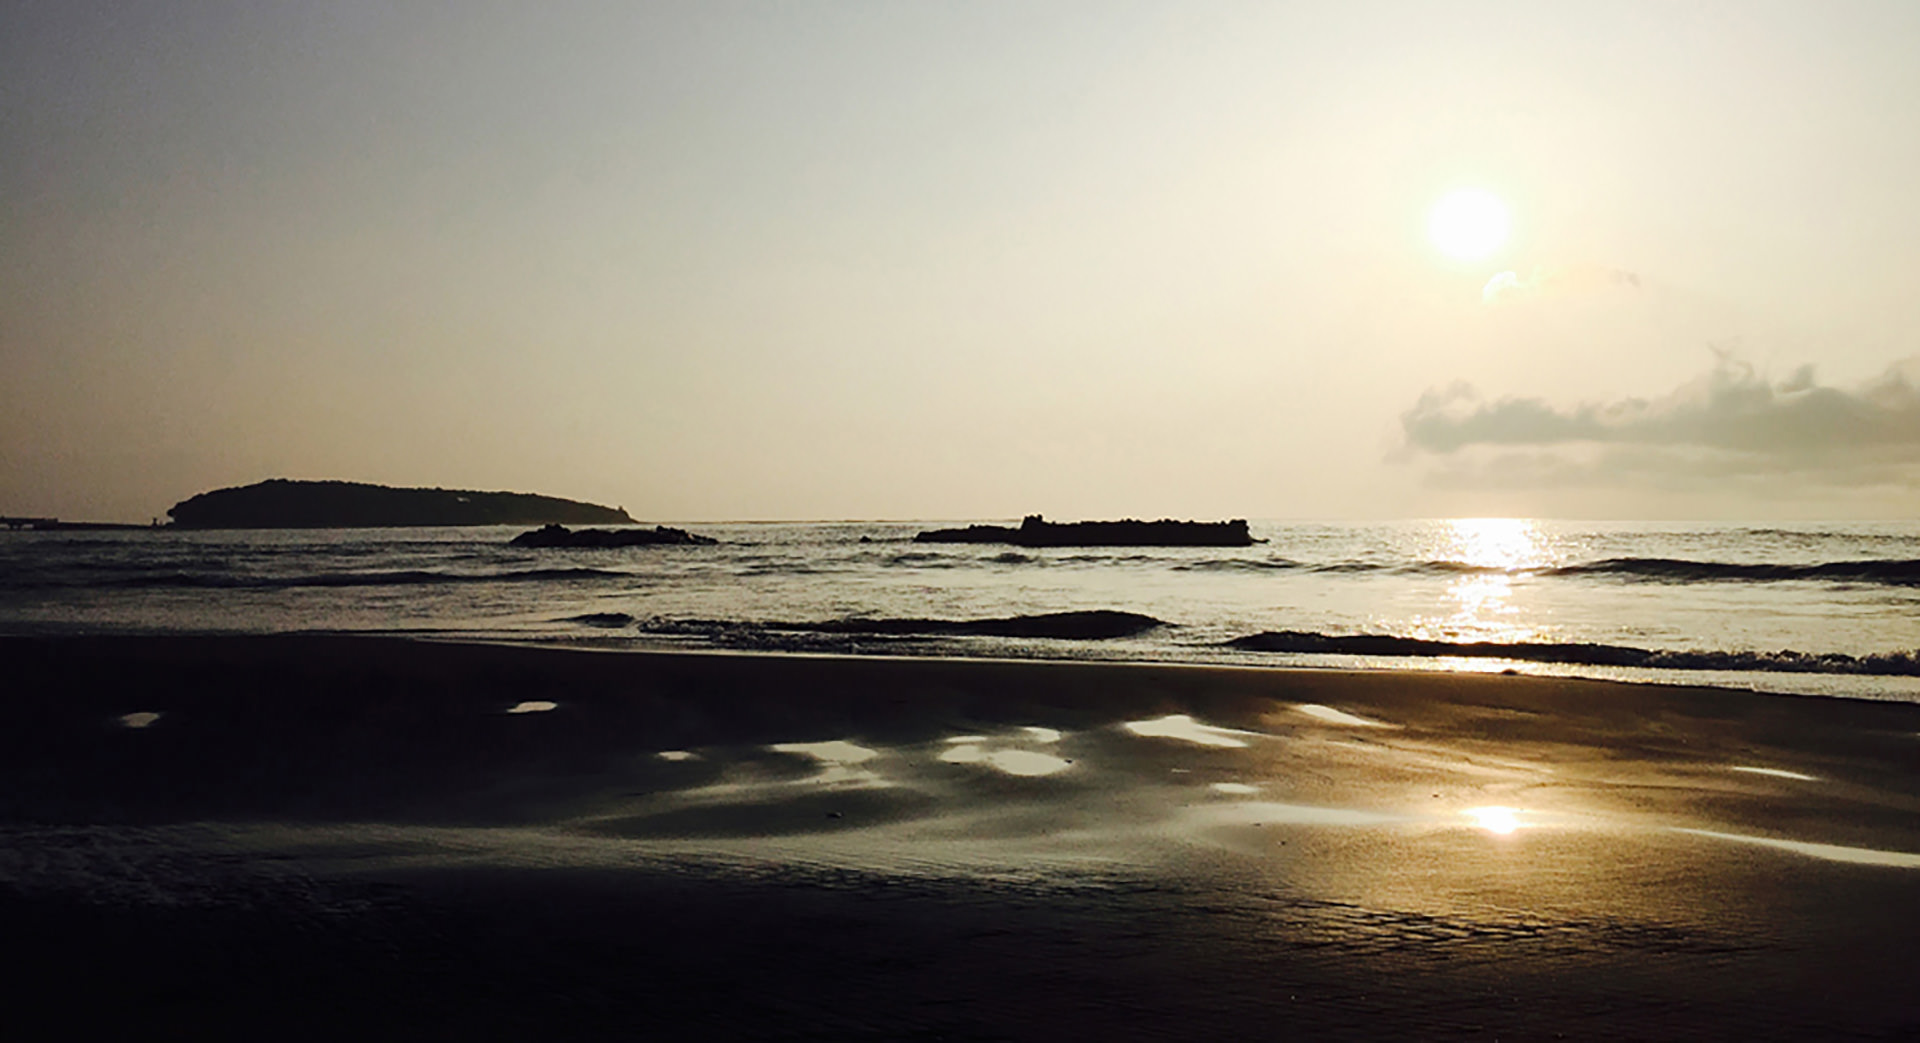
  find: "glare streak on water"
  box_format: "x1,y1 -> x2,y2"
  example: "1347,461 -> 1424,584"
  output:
1728,765 -> 1818,781
5,519 -> 1920,702
1674,828 -> 1920,868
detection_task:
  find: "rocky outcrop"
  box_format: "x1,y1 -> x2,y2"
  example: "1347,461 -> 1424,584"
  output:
509,524 -> 716,548
167,479 -> 634,529
915,515 -> 1258,548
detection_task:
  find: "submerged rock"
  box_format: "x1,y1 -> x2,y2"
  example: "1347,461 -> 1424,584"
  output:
915,515 -> 1259,548
510,524 -> 716,548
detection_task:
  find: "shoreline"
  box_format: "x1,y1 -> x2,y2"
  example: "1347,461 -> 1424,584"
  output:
5,635 -> 1918,1037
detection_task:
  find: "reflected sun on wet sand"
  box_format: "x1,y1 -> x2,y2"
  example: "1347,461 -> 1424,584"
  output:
1463,806 -> 1523,835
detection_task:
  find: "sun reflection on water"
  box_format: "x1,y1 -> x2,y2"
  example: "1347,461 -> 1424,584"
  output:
1447,517 -> 1550,570
1414,519 -> 1552,645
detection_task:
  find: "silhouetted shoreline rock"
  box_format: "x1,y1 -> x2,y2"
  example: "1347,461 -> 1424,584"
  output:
915,515 -> 1259,548
510,524 -> 716,548
168,479 -> 634,529
773,609 -> 1164,639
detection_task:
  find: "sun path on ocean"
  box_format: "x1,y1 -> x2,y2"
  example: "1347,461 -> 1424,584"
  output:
1428,188 -> 1511,261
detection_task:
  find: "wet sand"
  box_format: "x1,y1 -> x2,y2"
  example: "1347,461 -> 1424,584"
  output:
4,636 -> 1918,1039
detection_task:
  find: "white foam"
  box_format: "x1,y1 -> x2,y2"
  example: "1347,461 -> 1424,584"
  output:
118,712 -> 162,729
1210,782 -> 1260,795
656,750 -> 698,762
506,700 -> 558,714
1023,726 -> 1063,744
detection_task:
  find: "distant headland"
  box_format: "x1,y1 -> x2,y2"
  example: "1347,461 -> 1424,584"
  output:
166,479 -> 635,529
915,515 -> 1259,548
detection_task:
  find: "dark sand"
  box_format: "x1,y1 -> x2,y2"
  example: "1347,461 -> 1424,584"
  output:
4,636 -> 1918,1040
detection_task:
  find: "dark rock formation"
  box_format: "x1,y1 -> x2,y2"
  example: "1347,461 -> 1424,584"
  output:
772,610 -> 1166,639
648,610 -> 1165,641
915,515 -> 1258,548
559,612 -> 637,629
167,479 -> 634,529
510,524 -> 716,548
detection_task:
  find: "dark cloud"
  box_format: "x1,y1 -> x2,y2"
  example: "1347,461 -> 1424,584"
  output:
1403,358 -> 1920,457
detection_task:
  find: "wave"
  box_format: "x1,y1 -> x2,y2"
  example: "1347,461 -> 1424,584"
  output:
1543,557 -> 1920,585
103,567 -> 635,590
1172,558 -> 1303,573
1286,556 -> 1920,586
559,611 -> 636,628
645,610 -> 1167,641
1227,630 -> 1920,676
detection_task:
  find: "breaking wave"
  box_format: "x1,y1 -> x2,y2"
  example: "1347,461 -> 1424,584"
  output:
644,610 -> 1166,642
1543,557 -> 1920,586
1227,630 -> 1920,676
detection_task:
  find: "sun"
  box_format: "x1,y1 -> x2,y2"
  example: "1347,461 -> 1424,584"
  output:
1428,189 -> 1511,261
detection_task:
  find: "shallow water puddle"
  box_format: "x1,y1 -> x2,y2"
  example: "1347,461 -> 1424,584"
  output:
1675,828 -> 1920,869
1124,714 -> 1259,748
1190,800 -> 1398,827
769,740 -> 885,786
1023,726 -> 1063,743
940,745 -> 1071,777
656,750 -> 699,762
770,740 -> 878,764
117,712 -> 162,729
506,700 -> 558,714
1727,765 -> 1818,782
1295,704 -> 1391,727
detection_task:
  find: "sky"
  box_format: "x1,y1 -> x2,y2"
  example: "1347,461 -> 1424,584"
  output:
5,1 -> 1920,522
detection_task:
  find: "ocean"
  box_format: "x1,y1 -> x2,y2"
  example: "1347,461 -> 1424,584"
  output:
5,518 -> 1920,702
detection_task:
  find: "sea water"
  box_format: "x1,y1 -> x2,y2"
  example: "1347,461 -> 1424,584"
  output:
4,518 -> 1919,702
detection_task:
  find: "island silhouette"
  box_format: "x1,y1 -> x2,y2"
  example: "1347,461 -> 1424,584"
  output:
166,479 -> 634,529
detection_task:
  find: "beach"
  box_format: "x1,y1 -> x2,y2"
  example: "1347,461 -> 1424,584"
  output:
4,636 -> 1917,1039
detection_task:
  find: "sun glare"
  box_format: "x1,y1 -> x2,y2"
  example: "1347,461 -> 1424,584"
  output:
1464,806 -> 1522,835
1428,189 -> 1511,261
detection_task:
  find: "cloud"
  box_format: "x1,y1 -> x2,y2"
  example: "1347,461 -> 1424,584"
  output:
1403,357 -> 1920,458
1481,264 -> 1641,304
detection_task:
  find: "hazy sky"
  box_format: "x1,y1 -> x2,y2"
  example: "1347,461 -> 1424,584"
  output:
6,1 -> 1920,521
